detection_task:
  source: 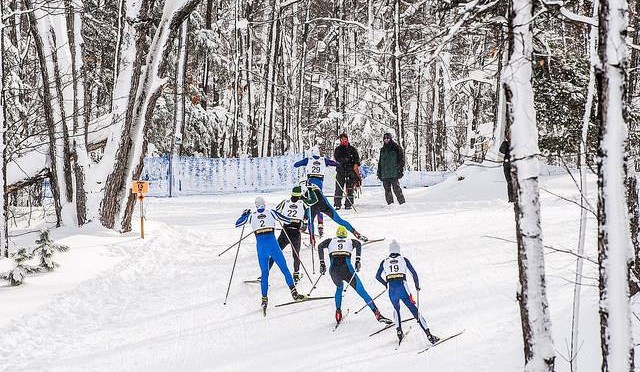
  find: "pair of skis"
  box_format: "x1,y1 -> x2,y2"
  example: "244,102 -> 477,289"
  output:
260,295 -> 332,316
416,330 -> 465,353
334,309 -> 392,332
370,320 -> 465,353
303,237 -> 385,249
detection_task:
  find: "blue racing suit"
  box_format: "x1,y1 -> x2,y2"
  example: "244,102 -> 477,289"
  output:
303,184 -> 359,246
236,208 -> 295,297
376,254 -> 431,332
294,156 -> 339,231
293,156 -> 339,190
318,238 -> 377,312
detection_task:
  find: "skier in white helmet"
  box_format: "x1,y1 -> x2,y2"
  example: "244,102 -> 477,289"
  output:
236,196 -> 305,314
375,240 -> 439,344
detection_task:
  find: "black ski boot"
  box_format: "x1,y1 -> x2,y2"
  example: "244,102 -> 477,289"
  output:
293,272 -> 302,284
426,329 -> 440,344
373,307 -> 392,324
290,285 -> 305,301
397,328 -> 404,342
261,296 -> 268,316
353,231 -> 368,242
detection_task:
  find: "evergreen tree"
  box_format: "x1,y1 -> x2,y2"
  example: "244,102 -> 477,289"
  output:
33,230 -> 69,271
1,247 -> 34,286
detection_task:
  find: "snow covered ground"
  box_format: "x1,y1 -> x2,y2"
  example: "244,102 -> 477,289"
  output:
0,164 -> 629,372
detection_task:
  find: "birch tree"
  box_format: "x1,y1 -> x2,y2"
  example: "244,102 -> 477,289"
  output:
1,3 -> 7,258
503,0 -> 555,370
101,0 -> 201,231
595,0 -> 634,369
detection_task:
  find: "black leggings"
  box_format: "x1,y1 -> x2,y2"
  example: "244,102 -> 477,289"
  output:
334,172 -> 356,208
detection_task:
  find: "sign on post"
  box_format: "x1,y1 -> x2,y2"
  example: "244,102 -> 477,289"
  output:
131,181 -> 149,239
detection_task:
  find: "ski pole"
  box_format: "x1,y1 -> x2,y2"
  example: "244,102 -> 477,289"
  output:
343,270 -> 357,294
223,224 -> 245,305
307,208 -> 316,274
278,222 -> 314,286
307,274 -> 324,296
329,172 -> 358,213
217,230 -> 254,256
355,288 -> 387,314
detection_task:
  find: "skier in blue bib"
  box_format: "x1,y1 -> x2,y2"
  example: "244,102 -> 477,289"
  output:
375,240 -> 439,343
293,146 -> 339,237
318,226 -> 392,326
236,196 -> 305,312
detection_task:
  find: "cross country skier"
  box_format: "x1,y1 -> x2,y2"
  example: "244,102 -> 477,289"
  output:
375,240 -> 440,344
235,196 -> 305,313
318,226 -> 392,326
299,181 -> 368,248
273,186 -> 307,283
293,146 -> 339,237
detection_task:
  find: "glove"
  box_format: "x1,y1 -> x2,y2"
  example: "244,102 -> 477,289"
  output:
301,220 -> 308,232
242,209 -> 251,216
355,257 -> 361,272
320,261 -> 326,275
416,286 -> 421,292
397,169 -> 404,179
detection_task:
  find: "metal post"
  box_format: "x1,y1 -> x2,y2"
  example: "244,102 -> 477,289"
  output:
139,196 -> 145,239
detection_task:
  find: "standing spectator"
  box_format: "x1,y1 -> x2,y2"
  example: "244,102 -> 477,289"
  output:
377,132 -> 405,205
333,133 -> 362,210
499,133 -> 515,203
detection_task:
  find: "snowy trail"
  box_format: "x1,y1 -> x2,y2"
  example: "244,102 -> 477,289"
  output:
0,167 -> 603,371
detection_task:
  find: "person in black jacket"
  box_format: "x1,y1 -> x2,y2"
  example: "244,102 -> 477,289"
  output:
377,132 -> 405,205
333,133 -> 362,210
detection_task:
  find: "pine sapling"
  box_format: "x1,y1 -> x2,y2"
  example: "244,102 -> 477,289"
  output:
33,230 -> 69,271
1,247 -> 35,286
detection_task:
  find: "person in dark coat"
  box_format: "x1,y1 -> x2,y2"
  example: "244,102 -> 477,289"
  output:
377,132 -> 405,205
333,133 -> 362,210
499,134 -> 515,203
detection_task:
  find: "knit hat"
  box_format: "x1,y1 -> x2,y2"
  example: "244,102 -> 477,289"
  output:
389,239 -> 401,254
383,132 -> 393,140
310,146 -> 320,157
255,196 -> 266,209
291,186 -> 302,197
336,226 -> 348,238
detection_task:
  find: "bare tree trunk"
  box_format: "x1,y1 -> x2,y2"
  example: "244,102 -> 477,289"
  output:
595,0 -> 634,370
263,0 -> 281,157
571,1 -> 598,370
169,21 -> 188,197
391,0 -> 404,148
101,0 -> 201,231
0,5 -> 7,258
27,0 -> 65,227
294,1 -> 310,153
65,0 -> 88,225
415,64 -> 422,170
628,176 -> 640,297
504,0 -> 555,370
245,2 -> 258,157
231,0 -> 240,157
